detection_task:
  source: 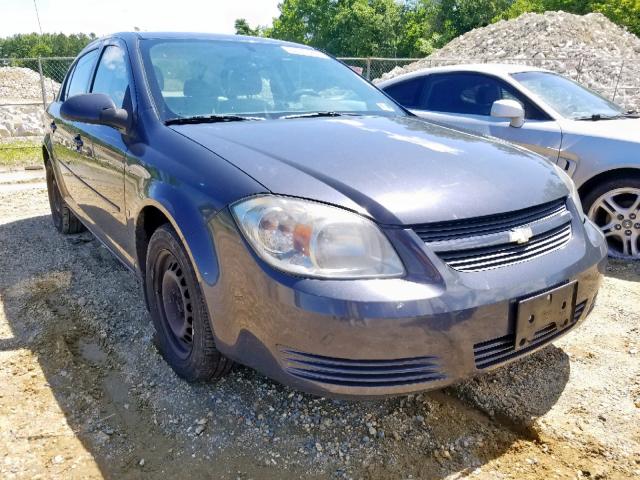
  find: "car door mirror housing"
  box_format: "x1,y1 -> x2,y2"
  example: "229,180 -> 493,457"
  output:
491,99 -> 525,128
61,93 -> 129,131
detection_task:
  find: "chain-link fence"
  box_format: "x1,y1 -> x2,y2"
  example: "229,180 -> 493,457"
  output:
1,55 -> 639,160
338,57 -> 420,81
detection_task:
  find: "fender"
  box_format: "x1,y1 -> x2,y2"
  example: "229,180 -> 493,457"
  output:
135,181 -> 221,287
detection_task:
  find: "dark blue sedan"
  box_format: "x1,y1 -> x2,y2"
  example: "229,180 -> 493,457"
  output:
43,32 -> 607,398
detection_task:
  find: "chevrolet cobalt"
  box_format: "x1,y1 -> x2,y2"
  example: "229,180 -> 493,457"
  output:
43,33 -> 607,398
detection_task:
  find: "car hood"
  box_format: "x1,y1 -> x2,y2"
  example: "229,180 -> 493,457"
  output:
560,117 -> 640,141
171,115 -> 568,225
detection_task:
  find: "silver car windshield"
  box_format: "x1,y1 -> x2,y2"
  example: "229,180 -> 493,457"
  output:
512,71 -> 625,120
140,39 -> 403,121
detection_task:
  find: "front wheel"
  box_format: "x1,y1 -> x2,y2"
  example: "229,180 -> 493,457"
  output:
145,224 -> 233,381
584,176 -> 640,259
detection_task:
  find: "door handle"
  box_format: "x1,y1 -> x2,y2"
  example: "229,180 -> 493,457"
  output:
73,134 -> 83,150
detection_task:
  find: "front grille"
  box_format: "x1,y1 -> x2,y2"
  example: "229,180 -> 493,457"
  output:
438,222 -> 572,272
279,348 -> 446,387
414,198 -> 567,243
573,299 -> 588,321
473,299 -> 587,369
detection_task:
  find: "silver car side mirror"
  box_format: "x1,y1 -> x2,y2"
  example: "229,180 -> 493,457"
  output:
491,99 -> 525,128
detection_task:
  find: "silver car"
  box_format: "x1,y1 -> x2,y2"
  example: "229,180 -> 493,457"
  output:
379,64 -> 640,259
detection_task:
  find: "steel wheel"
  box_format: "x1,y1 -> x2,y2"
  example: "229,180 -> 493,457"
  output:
588,187 -> 640,259
153,250 -> 194,359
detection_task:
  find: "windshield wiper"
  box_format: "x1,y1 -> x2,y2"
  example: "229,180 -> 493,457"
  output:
165,114 -> 264,125
575,112 -> 639,121
280,111 -> 362,120
574,114 -> 616,121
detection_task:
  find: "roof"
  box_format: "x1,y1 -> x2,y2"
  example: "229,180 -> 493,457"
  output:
377,63 -> 551,85
117,31 -> 301,46
77,31 -> 307,58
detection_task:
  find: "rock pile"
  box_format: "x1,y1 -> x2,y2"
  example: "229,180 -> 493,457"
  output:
0,67 -> 60,138
376,11 -> 640,111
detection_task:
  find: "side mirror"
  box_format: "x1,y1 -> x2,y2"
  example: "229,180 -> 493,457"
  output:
61,93 -> 129,131
490,99 -> 525,128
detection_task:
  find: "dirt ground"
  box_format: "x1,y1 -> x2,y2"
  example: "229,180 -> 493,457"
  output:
0,172 -> 639,480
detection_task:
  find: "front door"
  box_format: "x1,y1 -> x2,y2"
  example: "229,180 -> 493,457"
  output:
389,72 -> 563,162
73,42 -> 133,263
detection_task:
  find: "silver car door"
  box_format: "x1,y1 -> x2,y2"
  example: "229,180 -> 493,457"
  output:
406,72 -> 563,162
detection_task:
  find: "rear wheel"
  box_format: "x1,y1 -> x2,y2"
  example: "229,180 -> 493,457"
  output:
584,176 -> 640,260
45,162 -> 85,234
145,224 -> 233,381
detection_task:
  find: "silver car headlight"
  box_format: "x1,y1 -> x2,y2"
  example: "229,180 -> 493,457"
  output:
231,196 -> 405,279
554,165 -> 584,220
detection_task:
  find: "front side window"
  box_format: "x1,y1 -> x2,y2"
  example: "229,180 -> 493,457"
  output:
512,71 -> 625,120
140,39 -> 403,120
383,77 -> 425,108
418,73 -> 548,120
91,45 -> 130,109
66,49 -> 99,99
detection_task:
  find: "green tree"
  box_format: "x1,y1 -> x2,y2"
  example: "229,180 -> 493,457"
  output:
235,18 -> 261,36
236,0 -> 640,59
426,0 -> 514,48
0,33 -> 96,58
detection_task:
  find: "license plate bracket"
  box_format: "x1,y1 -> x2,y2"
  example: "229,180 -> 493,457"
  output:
515,281 -> 577,351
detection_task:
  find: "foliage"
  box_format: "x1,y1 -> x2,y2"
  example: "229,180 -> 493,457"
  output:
234,19 -> 263,37
236,0 -> 640,58
0,141 -> 41,168
0,33 -> 96,58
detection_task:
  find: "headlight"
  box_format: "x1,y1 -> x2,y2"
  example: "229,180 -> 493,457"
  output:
231,196 -> 405,279
554,165 -> 584,220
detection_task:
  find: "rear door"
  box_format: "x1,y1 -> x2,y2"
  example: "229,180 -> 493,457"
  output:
385,72 -> 563,162
48,48 -> 100,207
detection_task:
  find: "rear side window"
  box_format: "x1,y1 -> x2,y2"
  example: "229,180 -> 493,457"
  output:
383,77 -> 424,108
418,73 -> 549,120
91,45 -> 130,109
66,49 -> 99,99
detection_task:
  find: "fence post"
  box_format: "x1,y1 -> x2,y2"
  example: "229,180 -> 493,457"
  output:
37,57 -> 47,109
612,60 -> 625,103
365,57 -> 371,80
576,56 -> 584,83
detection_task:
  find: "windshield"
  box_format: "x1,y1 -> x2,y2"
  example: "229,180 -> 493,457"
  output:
140,39 -> 403,121
512,71 -> 625,120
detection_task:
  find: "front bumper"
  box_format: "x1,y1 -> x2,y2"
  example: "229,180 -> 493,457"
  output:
203,210 -> 607,398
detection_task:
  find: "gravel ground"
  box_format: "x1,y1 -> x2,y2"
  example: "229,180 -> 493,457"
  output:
0,175 -> 639,479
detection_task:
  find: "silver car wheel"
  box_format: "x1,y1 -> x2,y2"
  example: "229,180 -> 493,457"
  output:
588,187 -> 640,259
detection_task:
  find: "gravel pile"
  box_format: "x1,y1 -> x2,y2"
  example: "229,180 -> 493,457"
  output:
377,11 -> 640,111
0,67 -> 60,138
0,66 -> 59,101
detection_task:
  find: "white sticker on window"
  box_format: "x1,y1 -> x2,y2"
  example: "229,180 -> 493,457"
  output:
281,46 -> 328,59
377,102 -> 394,112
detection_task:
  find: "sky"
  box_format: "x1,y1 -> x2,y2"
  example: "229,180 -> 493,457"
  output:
0,0 -> 281,36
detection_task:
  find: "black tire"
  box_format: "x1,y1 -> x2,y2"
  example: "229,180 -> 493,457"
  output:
583,174 -> 640,259
145,224 -> 233,381
45,162 -> 85,234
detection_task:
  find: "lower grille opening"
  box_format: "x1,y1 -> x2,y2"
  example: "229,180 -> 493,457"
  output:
473,299 -> 587,369
279,348 -> 446,387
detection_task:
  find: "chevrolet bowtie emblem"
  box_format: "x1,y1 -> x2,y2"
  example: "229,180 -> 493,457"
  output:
509,226 -> 533,244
